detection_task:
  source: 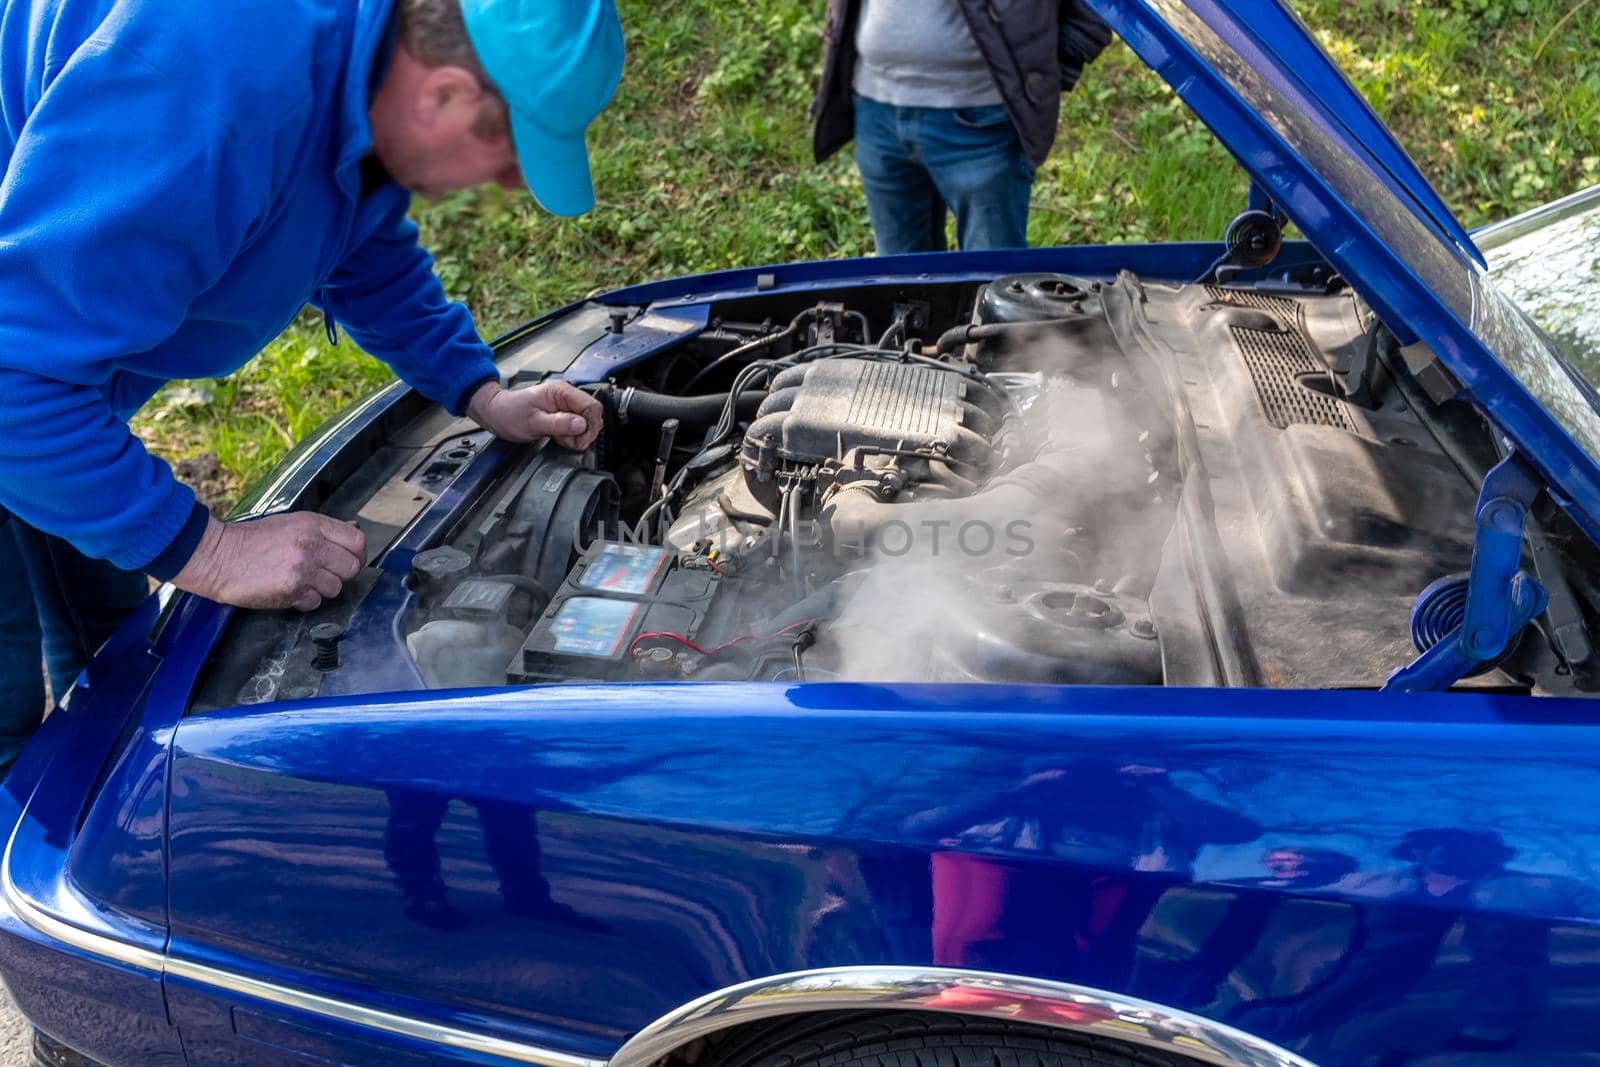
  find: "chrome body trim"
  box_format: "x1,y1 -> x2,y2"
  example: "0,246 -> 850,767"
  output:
160,955 -> 606,1067
608,967 -> 1317,1067
0,842 -> 165,976
0,827 -> 603,1067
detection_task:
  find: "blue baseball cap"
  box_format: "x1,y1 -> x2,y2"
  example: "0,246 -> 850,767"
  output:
459,0 -> 624,217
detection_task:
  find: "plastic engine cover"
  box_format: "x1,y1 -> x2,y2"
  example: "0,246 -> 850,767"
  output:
741,358 -> 988,478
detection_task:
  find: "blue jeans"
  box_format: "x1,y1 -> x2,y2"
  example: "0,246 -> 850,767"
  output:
852,94 -> 1034,254
0,508 -> 149,772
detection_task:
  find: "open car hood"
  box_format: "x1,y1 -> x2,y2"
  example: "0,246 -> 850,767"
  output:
1095,0 -> 1600,543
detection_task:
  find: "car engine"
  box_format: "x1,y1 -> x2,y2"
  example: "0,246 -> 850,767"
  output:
434,279 -> 1172,690
194,267 -> 1593,708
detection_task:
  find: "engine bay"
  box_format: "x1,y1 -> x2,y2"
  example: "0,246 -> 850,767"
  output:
192,269 -> 1600,709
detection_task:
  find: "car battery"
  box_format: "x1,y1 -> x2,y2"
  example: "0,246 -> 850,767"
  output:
513,541 -> 720,682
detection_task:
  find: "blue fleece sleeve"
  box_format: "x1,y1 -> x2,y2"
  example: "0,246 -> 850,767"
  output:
0,41 -> 264,572
320,197 -> 500,416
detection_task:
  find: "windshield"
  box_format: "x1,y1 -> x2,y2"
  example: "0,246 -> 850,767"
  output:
1479,187 -> 1600,390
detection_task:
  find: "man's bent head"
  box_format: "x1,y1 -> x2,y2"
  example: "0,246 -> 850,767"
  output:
369,0 -> 623,209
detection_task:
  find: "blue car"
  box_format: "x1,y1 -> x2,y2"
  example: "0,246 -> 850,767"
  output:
6,3 -> 1600,1066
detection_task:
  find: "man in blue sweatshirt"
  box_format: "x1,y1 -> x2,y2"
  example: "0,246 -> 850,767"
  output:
0,0 -> 622,764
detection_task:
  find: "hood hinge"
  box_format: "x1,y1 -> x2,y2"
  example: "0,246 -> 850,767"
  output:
1384,452 -> 1549,691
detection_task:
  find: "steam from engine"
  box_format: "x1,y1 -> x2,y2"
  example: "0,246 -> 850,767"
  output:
435,274 -> 1181,688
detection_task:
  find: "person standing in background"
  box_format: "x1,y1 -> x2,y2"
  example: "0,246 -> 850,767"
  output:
812,0 -> 1111,253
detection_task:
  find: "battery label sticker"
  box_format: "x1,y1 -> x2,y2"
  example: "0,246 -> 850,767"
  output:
549,597 -> 640,657
578,544 -> 672,595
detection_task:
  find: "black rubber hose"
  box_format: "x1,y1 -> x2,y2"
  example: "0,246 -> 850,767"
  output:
588,383 -> 619,466
683,309 -> 813,390
594,385 -> 767,425
933,318 -> 1081,355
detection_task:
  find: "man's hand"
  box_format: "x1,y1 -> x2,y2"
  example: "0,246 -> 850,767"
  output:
468,380 -> 603,450
172,513 -> 367,611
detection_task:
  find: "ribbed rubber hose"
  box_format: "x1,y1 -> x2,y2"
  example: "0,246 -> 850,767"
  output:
598,386 -> 767,425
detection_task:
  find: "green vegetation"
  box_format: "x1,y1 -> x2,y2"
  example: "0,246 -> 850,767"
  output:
133,0 -> 1600,505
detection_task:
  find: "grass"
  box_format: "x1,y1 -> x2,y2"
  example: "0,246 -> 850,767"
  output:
132,0 -> 1600,506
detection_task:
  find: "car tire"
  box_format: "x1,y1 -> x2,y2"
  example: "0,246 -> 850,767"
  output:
708,1010 -> 1204,1067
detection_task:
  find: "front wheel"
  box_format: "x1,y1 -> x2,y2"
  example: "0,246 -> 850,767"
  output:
709,1010 -> 1209,1067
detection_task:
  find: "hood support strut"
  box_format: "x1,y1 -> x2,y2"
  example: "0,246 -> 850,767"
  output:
1385,452 -> 1549,691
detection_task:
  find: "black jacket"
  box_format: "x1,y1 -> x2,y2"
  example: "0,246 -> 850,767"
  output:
812,0 -> 1113,169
